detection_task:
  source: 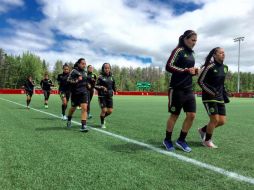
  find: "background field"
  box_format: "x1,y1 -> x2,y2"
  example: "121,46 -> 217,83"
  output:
0,94 -> 253,190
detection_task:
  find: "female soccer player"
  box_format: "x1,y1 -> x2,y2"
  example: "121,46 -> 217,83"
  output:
95,63 -> 116,128
198,47 -> 229,148
23,76 -> 35,109
40,73 -> 54,109
163,30 -> 198,153
66,58 -> 90,132
57,63 -> 71,120
87,65 -> 97,119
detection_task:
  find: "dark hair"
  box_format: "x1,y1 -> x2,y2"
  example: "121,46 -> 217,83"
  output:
178,30 -> 197,47
202,47 -> 220,68
101,62 -> 111,75
62,63 -> 69,69
74,58 -> 85,68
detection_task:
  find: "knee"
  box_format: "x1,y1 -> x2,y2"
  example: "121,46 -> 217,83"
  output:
218,119 -> 226,126
211,118 -> 219,126
107,109 -> 113,114
187,113 -> 195,121
170,114 -> 179,122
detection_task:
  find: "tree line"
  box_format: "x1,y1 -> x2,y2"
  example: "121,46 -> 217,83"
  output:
0,48 -> 253,92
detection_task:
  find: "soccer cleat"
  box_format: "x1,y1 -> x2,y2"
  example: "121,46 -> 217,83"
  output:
202,140 -> 218,148
80,125 -> 89,132
67,120 -> 72,128
62,115 -> 67,120
101,120 -> 106,128
27,106 -> 30,109
198,128 -> 206,141
163,139 -> 175,151
176,140 -> 192,153
44,105 -> 48,109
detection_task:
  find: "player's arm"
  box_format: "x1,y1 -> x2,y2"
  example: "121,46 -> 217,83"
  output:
198,65 -> 217,96
166,48 -> 189,73
95,76 -> 107,91
67,69 -> 80,84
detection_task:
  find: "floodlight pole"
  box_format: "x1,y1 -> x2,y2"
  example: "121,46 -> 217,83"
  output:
233,37 -> 244,93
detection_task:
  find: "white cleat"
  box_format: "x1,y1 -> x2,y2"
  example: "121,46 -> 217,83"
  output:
202,140 -> 218,148
62,115 -> 67,120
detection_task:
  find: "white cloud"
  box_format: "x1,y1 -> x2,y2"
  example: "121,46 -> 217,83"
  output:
1,0 -> 254,72
0,0 -> 24,13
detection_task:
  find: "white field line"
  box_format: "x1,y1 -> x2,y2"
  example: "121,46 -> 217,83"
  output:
0,97 -> 254,185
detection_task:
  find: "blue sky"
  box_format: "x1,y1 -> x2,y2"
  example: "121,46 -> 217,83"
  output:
0,0 -> 254,72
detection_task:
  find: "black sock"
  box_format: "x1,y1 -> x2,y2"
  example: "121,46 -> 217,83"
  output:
67,116 -> 72,121
27,99 -> 30,106
81,120 -> 86,126
165,131 -> 172,141
178,130 -> 188,141
205,133 -> 212,141
105,112 -> 111,117
62,104 -> 67,115
100,115 -> 105,124
201,125 -> 207,133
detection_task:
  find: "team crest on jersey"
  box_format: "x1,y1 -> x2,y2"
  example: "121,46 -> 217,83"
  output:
184,53 -> 188,58
213,69 -> 218,73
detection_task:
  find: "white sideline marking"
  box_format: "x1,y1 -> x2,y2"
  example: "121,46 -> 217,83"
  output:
1,97 -> 254,185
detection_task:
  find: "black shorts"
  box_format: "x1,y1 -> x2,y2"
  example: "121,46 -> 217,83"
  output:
60,91 -> 71,101
203,102 -> 226,116
71,93 -> 88,107
168,88 -> 196,115
43,90 -> 51,100
98,96 -> 113,109
26,91 -> 33,97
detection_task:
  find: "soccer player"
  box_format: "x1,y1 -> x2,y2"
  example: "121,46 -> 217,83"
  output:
66,58 -> 90,132
198,47 -> 229,148
40,73 -> 54,109
163,30 -> 198,153
95,63 -> 116,128
23,76 -> 35,109
57,63 -> 71,120
87,65 -> 97,119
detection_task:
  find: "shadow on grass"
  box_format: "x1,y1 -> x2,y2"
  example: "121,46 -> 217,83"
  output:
31,117 -> 57,121
90,124 -> 102,128
35,125 -> 80,131
35,127 -> 68,131
109,143 -> 148,153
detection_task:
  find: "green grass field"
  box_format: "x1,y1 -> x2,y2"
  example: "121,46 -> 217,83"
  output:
0,94 -> 253,190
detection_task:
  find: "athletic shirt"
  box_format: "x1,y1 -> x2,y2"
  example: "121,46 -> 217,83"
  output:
40,79 -> 53,91
166,46 -> 195,90
67,67 -> 89,94
95,74 -> 116,97
87,72 -> 97,89
198,60 -> 228,103
57,73 -> 70,92
24,79 -> 35,92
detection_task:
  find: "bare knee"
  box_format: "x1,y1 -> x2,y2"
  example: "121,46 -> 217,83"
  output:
186,112 -> 195,121
107,109 -> 113,114
217,119 -> 226,126
170,114 -> 179,122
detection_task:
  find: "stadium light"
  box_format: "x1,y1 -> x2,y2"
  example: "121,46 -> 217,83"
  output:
233,36 -> 244,93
